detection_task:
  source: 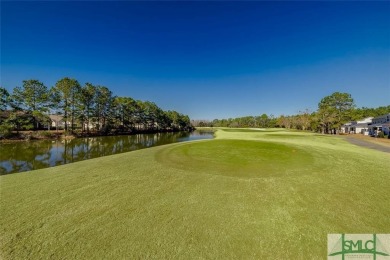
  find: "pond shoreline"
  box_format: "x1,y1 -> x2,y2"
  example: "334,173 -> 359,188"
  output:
0,130 -> 214,175
0,129 -> 195,143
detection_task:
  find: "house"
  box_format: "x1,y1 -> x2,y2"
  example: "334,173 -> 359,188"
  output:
341,117 -> 373,135
368,113 -> 390,136
47,115 -> 95,131
341,122 -> 352,134
47,115 -> 66,130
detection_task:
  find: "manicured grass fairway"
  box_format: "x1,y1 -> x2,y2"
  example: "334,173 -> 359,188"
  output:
1,129 -> 389,259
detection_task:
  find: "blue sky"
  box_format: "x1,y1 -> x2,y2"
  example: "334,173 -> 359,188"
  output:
1,1 -> 389,120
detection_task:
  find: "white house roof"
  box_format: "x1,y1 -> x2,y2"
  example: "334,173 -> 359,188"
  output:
344,117 -> 373,126
49,115 -> 64,122
356,117 -> 373,124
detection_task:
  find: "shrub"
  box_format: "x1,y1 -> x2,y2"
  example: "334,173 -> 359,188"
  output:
64,130 -> 74,136
0,124 -> 13,138
32,131 -> 53,138
40,131 -> 53,138
377,132 -> 385,138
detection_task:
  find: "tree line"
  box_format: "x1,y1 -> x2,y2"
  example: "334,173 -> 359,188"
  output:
0,78 -> 193,137
193,92 -> 390,134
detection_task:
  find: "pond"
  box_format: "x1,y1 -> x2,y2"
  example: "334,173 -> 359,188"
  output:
0,130 -> 214,175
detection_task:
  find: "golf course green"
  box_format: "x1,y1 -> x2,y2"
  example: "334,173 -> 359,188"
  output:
1,129 -> 389,259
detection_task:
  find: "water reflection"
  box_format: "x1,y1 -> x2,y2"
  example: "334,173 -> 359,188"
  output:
0,130 -> 214,175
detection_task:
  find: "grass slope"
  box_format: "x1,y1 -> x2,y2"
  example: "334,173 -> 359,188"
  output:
1,129 -> 389,259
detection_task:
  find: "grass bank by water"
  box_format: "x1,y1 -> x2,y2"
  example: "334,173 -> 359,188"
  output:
1,128 -> 389,259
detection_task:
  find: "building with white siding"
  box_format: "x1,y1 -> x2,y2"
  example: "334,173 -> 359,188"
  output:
341,117 -> 373,135
368,113 -> 390,136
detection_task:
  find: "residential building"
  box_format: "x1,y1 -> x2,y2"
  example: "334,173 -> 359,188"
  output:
341,117 -> 373,135
368,113 -> 390,136
48,114 -> 66,130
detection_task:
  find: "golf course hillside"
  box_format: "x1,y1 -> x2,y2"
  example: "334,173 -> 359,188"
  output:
1,129 -> 389,259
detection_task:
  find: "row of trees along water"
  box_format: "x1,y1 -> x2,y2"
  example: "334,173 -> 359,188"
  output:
192,92 -> 390,134
0,78 -> 193,137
